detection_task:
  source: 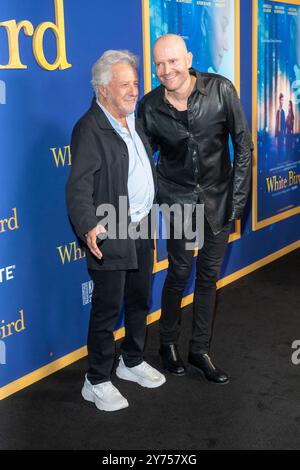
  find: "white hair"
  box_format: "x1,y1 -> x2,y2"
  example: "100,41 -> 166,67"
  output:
91,50 -> 139,95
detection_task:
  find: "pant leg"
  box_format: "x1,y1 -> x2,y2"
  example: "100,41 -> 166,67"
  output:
120,237 -> 154,367
87,269 -> 126,384
189,218 -> 231,354
160,215 -> 195,345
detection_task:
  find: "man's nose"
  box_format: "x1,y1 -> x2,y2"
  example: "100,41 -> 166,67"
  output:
128,84 -> 138,96
162,62 -> 171,75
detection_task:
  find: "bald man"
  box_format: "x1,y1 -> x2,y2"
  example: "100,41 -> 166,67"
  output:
138,34 -> 252,384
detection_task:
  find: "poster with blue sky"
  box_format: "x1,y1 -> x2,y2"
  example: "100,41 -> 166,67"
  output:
254,0 -> 300,230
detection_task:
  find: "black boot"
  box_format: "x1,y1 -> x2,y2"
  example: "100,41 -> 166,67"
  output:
159,344 -> 186,376
188,352 -> 229,384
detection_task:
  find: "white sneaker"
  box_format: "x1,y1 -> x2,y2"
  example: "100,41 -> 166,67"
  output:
116,356 -> 166,388
81,376 -> 129,412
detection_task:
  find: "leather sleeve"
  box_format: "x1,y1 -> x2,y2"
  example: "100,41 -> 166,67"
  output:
137,99 -> 160,153
224,81 -> 253,220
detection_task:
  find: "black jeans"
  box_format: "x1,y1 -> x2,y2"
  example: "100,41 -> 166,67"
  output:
160,215 -> 231,354
87,237 -> 153,385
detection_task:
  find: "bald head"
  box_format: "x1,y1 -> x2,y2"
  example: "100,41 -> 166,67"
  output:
153,34 -> 188,57
152,34 -> 193,94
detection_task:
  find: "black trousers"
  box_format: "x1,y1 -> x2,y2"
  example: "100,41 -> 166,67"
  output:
160,215 -> 231,354
87,237 -> 153,385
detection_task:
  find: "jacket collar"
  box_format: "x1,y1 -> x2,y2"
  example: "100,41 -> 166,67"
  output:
193,68 -> 208,96
156,68 -> 208,117
89,97 -> 116,130
88,97 -> 157,190
159,68 -> 208,101
136,120 -> 158,191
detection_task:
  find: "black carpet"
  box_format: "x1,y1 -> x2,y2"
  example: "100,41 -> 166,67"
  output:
1,249 -> 300,450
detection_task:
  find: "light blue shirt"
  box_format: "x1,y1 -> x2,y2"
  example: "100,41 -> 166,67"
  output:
97,100 -> 154,223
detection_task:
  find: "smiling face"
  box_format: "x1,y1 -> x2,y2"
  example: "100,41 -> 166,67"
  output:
153,35 -> 193,93
98,63 -> 139,119
204,0 -> 230,72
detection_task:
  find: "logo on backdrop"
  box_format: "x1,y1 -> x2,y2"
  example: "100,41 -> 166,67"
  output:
57,241 -> 86,265
82,280 -> 93,306
50,145 -> 71,168
0,341 -> 6,365
0,309 -> 26,340
0,309 -> 26,365
266,171 -> 300,193
0,80 -> 6,104
0,208 -> 19,234
0,265 -> 16,284
0,0 -> 71,71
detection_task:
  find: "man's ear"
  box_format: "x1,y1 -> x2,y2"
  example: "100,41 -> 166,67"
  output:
98,85 -> 107,99
187,51 -> 193,69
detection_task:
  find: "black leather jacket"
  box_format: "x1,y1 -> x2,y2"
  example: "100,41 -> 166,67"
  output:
138,69 -> 253,235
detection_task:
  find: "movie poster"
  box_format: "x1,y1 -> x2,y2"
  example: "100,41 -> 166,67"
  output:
149,0 -> 236,86
254,0 -> 300,229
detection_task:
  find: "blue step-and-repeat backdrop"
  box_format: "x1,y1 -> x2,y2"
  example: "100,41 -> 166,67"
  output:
0,0 -> 299,399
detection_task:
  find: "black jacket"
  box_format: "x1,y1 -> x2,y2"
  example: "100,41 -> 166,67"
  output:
66,98 -> 157,271
138,69 -> 253,235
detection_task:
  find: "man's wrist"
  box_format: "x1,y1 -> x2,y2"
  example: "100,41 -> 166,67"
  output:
229,209 -> 242,222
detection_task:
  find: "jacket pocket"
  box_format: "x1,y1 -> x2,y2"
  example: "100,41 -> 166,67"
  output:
98,237 -> 128,261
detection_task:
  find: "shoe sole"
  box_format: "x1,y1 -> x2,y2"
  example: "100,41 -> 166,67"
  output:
163,368 -> 186,376
116,367 -> 166,388
159,358 -> 186,376
81,386 -> 129,412
188,364 -> 230,385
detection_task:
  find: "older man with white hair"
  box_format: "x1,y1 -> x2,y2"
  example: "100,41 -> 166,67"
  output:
66,50 -> 165,412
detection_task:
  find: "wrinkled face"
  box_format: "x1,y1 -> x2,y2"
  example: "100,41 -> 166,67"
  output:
99,63 -> 138,118
206,0 -> 230,72
153,38 -> 193,92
